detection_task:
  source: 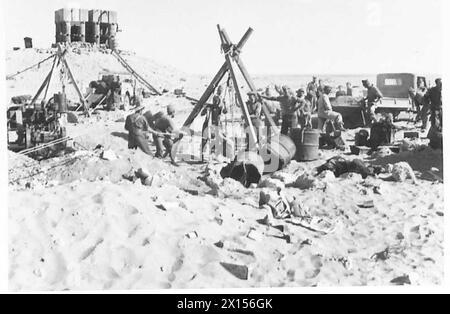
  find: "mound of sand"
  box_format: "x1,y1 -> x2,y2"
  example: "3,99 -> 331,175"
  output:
6,47 -> 445,291
5,48 -> 203,103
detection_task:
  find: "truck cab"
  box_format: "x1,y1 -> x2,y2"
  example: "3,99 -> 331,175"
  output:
375,73 -> 427,119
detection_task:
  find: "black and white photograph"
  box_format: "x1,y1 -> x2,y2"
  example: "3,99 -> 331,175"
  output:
0,0 -> 448,295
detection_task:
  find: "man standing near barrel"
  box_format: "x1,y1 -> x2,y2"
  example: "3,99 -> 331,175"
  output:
261,86 -> 298,136
246,92 -> 263,143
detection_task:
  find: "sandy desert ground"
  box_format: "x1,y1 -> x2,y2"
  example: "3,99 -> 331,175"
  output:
6,47 -> 444,291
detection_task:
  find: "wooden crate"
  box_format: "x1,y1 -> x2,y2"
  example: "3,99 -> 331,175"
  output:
89,9 -> 101,22
100,11 -> 110,23
79,9 -> 89,22
55,8 -> 71,22
109,11 -> 118,24
71,9 -> 80,22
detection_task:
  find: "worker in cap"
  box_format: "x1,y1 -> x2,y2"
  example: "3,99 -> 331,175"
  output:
246,91 -> 263,145
336,85 -> 347,97
124,105 -> 153,155
201,86 -> 226,158
294,88 -> 312,129
167,104 -> 176,118
152,104 -> 182,163
296,88 -> 306,97
261,84 -> 299,135
307,77 -> 319,113
424,78 -> 442,130
362,79 -> 383,125
317,85 -> 345,131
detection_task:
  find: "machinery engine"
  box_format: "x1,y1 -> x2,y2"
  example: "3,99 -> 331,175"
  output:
7,93 -> 69,160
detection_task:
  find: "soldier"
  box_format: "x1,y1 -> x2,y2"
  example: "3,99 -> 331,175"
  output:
202,85 -> 226,127
362,79 -> 383,125
424,78 -> 442,130
346,82 -> 353,96
124,105 -> 152,155
261,85 -> 299,136
336,85 -> 347,97
307,76 -> 319,112
246,92 -> 263,143
295,88 -> 312,129
318,86 -> 345,131
152,105 -> 181,162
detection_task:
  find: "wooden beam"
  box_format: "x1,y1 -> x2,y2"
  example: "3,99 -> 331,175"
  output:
58,46 -> 88,113
183,62 -> 228,128
6,54 -> 56,80
182,28 -> 255,129
43,55 -> 58,101
219,27 -> 279,132
112,50 -> 162,96
29,55 -> 58,108
218,27 -> 258,147
235,28 -> 254,54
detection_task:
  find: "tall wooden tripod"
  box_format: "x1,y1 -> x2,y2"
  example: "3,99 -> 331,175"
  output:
29,44 -> 88,114
183,25 -> 279,148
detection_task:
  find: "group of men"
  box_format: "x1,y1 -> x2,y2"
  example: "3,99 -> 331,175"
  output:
199,78 -> 348,140
124,76 -> 443,161
409,78 -> 443,132
124,104 -> 180,163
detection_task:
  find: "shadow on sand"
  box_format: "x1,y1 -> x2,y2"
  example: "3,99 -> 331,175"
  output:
111,132 -> 129,142
368,148 -> 443,182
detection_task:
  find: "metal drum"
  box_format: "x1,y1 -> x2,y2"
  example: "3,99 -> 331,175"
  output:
293,128 -> 320,161
261,134 -> 296,173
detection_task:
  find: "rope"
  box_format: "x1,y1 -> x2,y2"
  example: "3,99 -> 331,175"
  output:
18,136 -> 73,156
6,54 -> 56,80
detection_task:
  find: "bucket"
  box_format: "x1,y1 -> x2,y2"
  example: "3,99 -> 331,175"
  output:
293,128 -> 320,161
220,151 -> 265,187
260,134 -> 296,174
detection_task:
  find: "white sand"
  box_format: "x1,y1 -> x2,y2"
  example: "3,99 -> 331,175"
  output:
7,48 -> 444,291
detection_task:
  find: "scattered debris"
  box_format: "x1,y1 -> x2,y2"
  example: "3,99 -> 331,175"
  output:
247,229 -> 263,242
390,275 -> 411,286
292,173 -> 318,190
371,248 -> 390,262
390,162 -> 418,184
258,178 -> 285,190
186,231 -> 198,239
220,263 -> 249,280
316,156 -> 381,179
101,150 -> 118,161
287,216 -> 336,235
358,200 -> 375,209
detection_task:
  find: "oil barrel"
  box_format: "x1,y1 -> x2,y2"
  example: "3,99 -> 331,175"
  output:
292,128 -> 320,161
261,134 -> 296,173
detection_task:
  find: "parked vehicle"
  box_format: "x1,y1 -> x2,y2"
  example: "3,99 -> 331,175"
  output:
375,73 -> 428,119
331,73 -> 429,127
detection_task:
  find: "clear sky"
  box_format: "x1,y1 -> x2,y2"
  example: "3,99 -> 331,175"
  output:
2,0 -> 443,75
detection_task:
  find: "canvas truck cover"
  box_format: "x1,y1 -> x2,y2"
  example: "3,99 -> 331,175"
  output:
376,73 -> 415,99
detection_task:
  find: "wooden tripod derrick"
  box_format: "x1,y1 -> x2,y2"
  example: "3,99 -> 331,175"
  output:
29,44 -> 88,114
111,49 -> 162,96
183,25 -> 280,152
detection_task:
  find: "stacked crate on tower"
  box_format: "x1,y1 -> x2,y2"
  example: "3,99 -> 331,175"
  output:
55,8 -> 89,44
55,8 -> 118,47
87,10 -> 118,47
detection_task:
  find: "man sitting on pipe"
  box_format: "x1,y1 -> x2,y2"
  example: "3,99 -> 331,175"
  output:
317,85 -> 346,131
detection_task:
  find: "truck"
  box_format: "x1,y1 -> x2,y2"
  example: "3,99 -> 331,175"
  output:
85,72 -> 141,112
331,73 -> 428,128
374,73 -> 428,119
